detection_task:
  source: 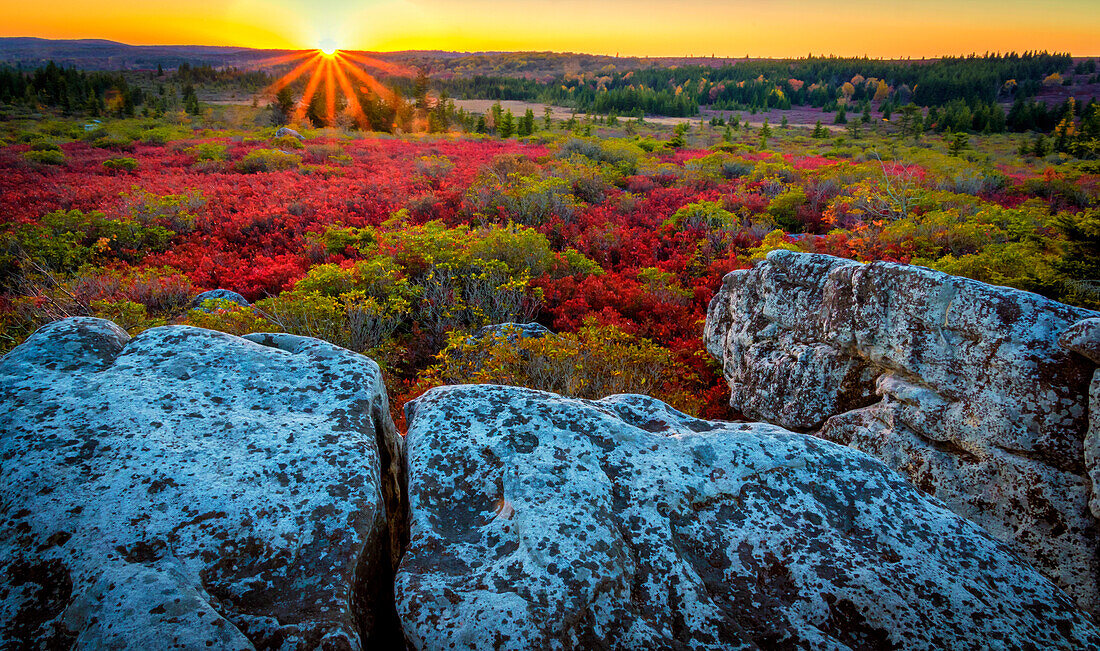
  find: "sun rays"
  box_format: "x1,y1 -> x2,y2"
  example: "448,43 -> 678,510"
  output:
260,49 -> 411,129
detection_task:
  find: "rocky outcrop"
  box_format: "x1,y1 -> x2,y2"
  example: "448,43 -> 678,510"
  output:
191,289 -> 250,310
0,318 -> 406,649
275,127 -> 305,141
705,250 -> 1100,614
396,384 -> 1099,649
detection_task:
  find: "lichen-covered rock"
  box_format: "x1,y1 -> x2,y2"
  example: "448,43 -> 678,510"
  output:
1062,318 -> 1100,520
275,127 -> 304,140
704,250 -> 1100,614
0,318 -> 406,649
396,384 -> 1099,649
191,289 -> 250,310
1060,317 -> 1100,364
471,322 -> 552,343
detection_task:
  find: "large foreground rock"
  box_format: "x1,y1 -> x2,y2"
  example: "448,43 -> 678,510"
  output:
705,250 -> 1100,614
0,318 -> 406,649
397,384 -> 1098,649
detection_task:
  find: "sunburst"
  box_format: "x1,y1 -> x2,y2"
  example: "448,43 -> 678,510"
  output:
259,48 -> 412,129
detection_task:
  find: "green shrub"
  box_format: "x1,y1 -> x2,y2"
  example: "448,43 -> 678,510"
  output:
665,200 -> 736,230
464,174 -> 577,225
423,320 -> 697,413
1,209 -> 175,273
272,135 -> 305,149
468,224 -> 557,277
557,248 -> 604,277
767,187 -> 809,232
255,290 -> 408,356
559,137 -> 644,174
139,126 -> 180,145
187,142 -> 228,161
236,148 -> 301,173
304,224 -> 376,257
23,149 -> 66,165
93,135 -> 134,151
89,299 -> 164,334
122,188 -> 204,234
415,155 -> 454,182
306,143 -> 342,161
185,300 -> 276,336
103,157 -> 139,171
29,141 -> 62,152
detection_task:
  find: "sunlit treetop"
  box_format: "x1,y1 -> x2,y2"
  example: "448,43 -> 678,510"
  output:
262,48 -> 411,128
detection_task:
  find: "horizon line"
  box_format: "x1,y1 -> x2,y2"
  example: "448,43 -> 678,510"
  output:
1,36 -> 1096,61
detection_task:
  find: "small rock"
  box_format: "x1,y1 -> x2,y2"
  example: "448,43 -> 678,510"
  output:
471,322 -> 553,343
190,289 -> 249,310
275,127 -> 304,141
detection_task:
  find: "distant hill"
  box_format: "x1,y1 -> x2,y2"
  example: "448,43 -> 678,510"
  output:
0,37 -> 764,78
0,37 -> 288,70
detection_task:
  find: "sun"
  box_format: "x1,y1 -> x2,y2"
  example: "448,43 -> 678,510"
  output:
258,46 -> 413,129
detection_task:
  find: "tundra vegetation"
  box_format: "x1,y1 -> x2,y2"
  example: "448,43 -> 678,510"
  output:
1,55 -> 1097,426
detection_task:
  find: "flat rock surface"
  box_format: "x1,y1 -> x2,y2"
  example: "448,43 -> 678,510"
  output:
705,250 -> 1100,614
397,384 -> 1099,650
0,318 -> 405,649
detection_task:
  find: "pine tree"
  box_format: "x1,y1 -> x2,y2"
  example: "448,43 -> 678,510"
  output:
759,119 -> 772,148
948,131 -> 969,156
669,123 -> 688,148
499,109 -> 515,138
1032,133 -> 1049,157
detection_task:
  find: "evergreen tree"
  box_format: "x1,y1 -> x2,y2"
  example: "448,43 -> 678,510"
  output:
759,119 -> 772,148
1032,133 -> 1049,157
499,109 -> 515,138
669,122 -> 688,148
182,84 -> 201,115
948,131 -> 969,156
272,87 -> 295,124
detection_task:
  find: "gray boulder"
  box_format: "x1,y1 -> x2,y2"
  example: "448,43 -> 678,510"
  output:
191,289 -> 250,311
397,384 -> 1099,649
0,318 -> 406,649
275,127 -> 304,141
470,322 -> 553,343
704,250 -> 1100,614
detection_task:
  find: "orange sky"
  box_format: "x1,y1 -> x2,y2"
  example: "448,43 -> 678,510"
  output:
3,0 -> 1099,57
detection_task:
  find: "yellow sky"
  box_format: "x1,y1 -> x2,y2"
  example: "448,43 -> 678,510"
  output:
3,0 -> 1098,57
